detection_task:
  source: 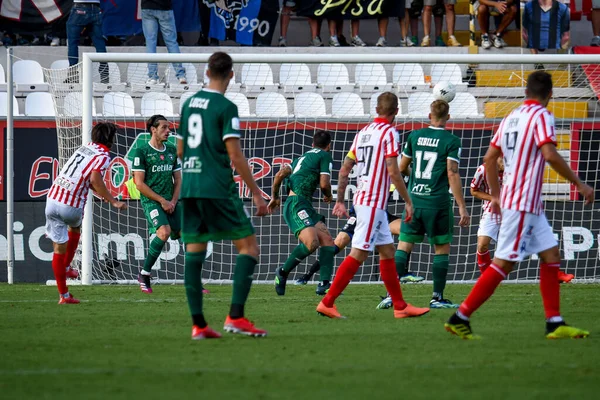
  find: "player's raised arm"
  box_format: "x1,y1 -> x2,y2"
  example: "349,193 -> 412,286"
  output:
386,156 -> 413,222
333,156 -> 355,218
268,164 -> 292,211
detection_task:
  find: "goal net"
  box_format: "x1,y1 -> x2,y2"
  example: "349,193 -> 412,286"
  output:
43,53 -> 600,284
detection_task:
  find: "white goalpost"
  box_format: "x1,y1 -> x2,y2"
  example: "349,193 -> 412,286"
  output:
42,52 -> 600,286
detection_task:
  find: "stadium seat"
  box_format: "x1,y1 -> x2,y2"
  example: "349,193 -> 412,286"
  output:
369,93 -> 402,117
225,92 -> 252,117
355,63 -> 392,93
13,60 -> 48,92
332,93 -> 366,118
50,60 -> 70,70
393,63 -> 428,91
317,64 -> 354,92
255,92 -> 289,117
450,93 -> 481,118
179,91 -> 194,113
166,63 -> 201,94
63,92 -> 97,117
141,92 -> 175,117
279,63 -> 315,92
0,95 -> 20,116
407,92 -> 435,117
127,63 -> 164,92
102,92 -> 136,117
430,64 -> 467,89
241,63 -> 277,92
92,62 -> 126,93
25,92 -> 55,117
294,92 -> 327,118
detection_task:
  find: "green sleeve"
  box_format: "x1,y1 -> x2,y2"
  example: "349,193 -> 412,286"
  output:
222,102 -> 241,141
320,152 -> 333,175
130,146 -> 146,172
402,135 -> 413,159
447,136 -> 462,163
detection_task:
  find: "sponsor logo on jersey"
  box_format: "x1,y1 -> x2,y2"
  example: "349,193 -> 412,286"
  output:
363,244 -> 370,249
297,210 -> 309,220
150,209 -> 159,219
232,117 -> 240,130
153,219 -> 158,226
151,164 -> 173,173
417,137 -> 440,147
509,253 -> 518,259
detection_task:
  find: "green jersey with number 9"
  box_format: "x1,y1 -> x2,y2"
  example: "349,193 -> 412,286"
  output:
402,126 -> 462,209
178,89 -> 241,199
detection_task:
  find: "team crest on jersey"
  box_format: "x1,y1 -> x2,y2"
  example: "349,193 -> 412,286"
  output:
150,209 -> 159,219
160,155 -> 165,160
297,210 -> 309,220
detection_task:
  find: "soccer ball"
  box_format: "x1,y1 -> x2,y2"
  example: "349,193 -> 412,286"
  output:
433,82 -> 456,103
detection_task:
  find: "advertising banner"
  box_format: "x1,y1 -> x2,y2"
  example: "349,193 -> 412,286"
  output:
296,0 -> 404,20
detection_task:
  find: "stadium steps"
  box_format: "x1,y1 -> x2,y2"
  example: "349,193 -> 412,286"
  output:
484,101 -> 588,118
476,70 -> 572,88
441,31 -> 521,47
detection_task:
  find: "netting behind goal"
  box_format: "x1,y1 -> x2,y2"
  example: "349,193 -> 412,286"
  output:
44,54 -> 600,284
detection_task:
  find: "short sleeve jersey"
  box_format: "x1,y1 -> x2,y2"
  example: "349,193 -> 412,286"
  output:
402,126 -> 462,209
178,89 -> 241,199
287,148 -> 333,199
130,141 -> 181,208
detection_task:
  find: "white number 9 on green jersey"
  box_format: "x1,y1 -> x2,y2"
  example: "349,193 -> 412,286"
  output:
187,114 -> 203,148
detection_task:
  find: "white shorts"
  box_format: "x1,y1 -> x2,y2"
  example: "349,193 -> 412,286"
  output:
495,209 -> 558,262
45,199 -> 83,244
477,212 -> 500,242
351,205 -> 393,252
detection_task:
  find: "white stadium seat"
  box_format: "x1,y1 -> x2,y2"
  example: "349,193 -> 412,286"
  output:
407,92 -> 435,118
369,93 -> 402,117
0,95 -> 20,116
50,60 -> 70,70
13,60 -> 48,92
317,64 -> 354,92
450,93 -> 482,118
430,64 -> 467,89
166,62 -> 198,85
127,63 -> 164,92
179,91 -> 194,113
294,92 -> 327,118
103,92 -> 136,117
279,63 -> 315,92
225,92 -> 252,117
25,92 -> 55,116
355,63 -> 392,93
256,92 -> 289,117
241,63 -> 277,92
64,92 -> 97,117
332,93 -> 366,118
141,92 -> 175,117
393,63 -> 428,91
93,62 -> 122,84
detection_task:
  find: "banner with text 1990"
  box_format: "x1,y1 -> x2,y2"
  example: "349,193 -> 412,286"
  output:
296,0 -> 404,20
204,0 -> 280,46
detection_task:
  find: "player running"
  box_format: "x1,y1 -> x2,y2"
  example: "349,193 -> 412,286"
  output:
471,160 -> 574,283
316,92 -> 429,319
131,115 -> 182,294
392,100 -> 470,309
445,71 -> 594,340
269,131 -> 337,296
45,122 -> 127,304
177,51 -> 269,339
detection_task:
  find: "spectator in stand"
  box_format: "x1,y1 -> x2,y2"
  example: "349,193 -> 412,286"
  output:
375,17 -> 389,46
422,0 -> 461,46
66,0 -> 108,83
591,1 -> 600,46
278,1 -> 296,46
400,0 -> 420,46
349,20 -> 367,46
522,0 -> 570,55
142,0 -> 187,84
477,0 -> 518,49
306,18 -> 349,47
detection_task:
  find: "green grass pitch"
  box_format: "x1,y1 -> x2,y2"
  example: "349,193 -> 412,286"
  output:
1,283 -> 600,399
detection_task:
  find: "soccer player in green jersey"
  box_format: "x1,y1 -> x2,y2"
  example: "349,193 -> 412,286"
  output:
177,51 -> 269,339
268,131 -> 336,296
131,115 -> 182,294
396,100 -> 470,309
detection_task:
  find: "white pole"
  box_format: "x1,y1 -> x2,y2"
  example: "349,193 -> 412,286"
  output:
81,54 -> 94,285
6,47 -> 14,284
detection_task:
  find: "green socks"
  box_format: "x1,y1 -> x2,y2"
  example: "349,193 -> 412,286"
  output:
432,254 -> 450,299
282,243 -> 313,274
142,236 -> 166,273
395,250 -> 409,278
318,246 -> 336,282
184,251 -> 207,318
231,254 -> 258,318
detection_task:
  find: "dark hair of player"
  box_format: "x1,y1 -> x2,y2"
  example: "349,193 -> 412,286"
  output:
430,99 -> 450,119
376,92 -> 398,116
313,130 -> 331,149
146,114 -> 168,133
526,70 -> 553,101
208,51 -> 233,80
92,122 -> 117,148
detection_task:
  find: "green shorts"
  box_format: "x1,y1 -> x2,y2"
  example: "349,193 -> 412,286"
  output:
400,205 -> 453,245
143,201 -> 182,239
283,195 -> 325,237
181,197 -> 255,244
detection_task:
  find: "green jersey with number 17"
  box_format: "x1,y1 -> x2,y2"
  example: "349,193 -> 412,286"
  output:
402,126 -> 462,209
287,148 -> 333,199
177,89 -> 241,199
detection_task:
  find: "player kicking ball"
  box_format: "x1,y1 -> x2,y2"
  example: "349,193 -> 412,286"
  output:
45,122 -> 127,303
316,92 -> 429,319
132,115 -> 182,294
445,71 -> 594,340
178,52 -> 269,339
471,159 -> 574,283
269,131 -> 337,296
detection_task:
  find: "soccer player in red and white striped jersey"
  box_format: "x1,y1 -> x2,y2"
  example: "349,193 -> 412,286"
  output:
316,92 -> 428,319
446,71 -> 594,339
45,123 -> 127,304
